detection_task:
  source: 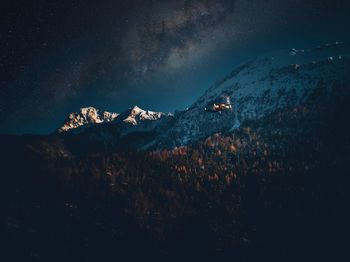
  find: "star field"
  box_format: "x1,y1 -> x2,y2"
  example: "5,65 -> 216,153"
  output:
0,0 -> 349,134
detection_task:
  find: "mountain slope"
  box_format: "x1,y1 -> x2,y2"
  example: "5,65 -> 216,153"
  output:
54,42 -> 350,150
153,42 -> 350,148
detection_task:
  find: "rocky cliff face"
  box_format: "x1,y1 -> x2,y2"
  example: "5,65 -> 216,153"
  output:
58,107 -> 118,133
57,105 -> 172,151
59,106 -> 170,133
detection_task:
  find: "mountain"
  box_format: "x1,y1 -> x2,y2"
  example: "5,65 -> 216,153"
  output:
152,41 -> 350,148
56,105 -> 172,152
58,107 -> 118,133
116,105 -> 168,125
2,42 -> 350,261
54,42 -> 350,151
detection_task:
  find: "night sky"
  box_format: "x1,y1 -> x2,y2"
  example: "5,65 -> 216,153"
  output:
1,0 -> 349,134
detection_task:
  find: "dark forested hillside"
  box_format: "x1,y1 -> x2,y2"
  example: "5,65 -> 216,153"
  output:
2,82 -> 350,261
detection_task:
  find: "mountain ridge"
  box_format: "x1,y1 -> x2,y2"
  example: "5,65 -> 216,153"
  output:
58,107 -> 119,133
49,41 -> 350,151
152,41 -> 350,148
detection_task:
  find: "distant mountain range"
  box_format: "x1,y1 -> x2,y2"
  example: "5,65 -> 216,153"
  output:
55,41 -> 350,150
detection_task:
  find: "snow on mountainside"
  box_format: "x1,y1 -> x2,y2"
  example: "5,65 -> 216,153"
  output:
58,105 -> 169,133
153,42 -> 350,148
56,42 -> 350,150
117,106 -> 168,126
57,105 -> 172,151
58,107 -> 118,133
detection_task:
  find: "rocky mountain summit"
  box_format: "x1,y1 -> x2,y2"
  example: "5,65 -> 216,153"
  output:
115,105 -> 169,126
58,105 -> 170,132
56,105 -> 172,151
58,107 -> 118,133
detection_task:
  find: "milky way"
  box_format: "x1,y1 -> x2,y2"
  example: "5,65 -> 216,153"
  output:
1,0 -> 349,134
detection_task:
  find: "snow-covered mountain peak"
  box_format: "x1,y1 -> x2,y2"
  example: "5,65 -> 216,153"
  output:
57,104 -> 171,137
129,105 -> 143,115
56,104 -> 173,149
121,105 -> 167,125
58,107 -> 118,133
